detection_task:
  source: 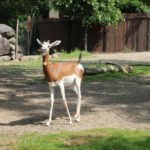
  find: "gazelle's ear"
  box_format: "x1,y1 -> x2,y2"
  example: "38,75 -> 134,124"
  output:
47,40 -> 50,43
36,38 -> 42,45
50,40 -> 61,48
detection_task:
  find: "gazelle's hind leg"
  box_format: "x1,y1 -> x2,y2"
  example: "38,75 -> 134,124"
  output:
59,81 -> 72,124
73,78 -> 82,122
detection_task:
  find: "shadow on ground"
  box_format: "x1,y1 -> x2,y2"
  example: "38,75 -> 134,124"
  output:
0,64 -> 150,129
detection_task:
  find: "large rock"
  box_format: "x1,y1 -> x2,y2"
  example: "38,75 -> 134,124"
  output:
0,55 -> 11,61
0,24 -> 15,38
0,37 -> 11,56
9,37 -> 16,45
10,44 -> 15,51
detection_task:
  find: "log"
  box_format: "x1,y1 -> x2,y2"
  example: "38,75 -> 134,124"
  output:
104,62 -> 133,73
84,63 -> 133,75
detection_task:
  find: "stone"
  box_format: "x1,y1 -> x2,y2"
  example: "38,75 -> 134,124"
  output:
0,55 -> 11,61
0,37 -> 11,56
9,50 -> 15,55
11,53 -> 23,60
10,44 -> 15,51
0,24 -> 15,38
9,37 -> 16,45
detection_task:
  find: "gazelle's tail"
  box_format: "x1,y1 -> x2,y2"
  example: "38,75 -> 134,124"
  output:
78,52 -> 82,63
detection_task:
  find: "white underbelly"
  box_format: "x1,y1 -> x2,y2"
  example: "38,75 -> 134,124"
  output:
48,74 -> 78,87
62,74 -> 76,86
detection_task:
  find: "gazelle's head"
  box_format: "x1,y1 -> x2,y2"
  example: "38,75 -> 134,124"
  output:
37,39 -> 61,56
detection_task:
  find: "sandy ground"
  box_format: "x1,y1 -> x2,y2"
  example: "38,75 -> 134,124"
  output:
0,52 -> 150,135
87,52 -> 150,63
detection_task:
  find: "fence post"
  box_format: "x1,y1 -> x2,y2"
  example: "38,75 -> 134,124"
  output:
26,16 -> 32,55
15,18 -> 19,60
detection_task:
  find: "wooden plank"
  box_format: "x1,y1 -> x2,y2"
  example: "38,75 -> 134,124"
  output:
38,14 -> 150,53
88,25 -> 104,52
137,18 -> 147,52
125,14 -> 147,52
143,19 -> 148,51
146,14 -> 150,51
126,18 -> 132,50
70,20 -> 84,51
104,25 -> 116,53
117,21 -> 126,52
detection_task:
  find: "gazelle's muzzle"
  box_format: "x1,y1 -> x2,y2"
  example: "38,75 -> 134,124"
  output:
39,48 -> 49,56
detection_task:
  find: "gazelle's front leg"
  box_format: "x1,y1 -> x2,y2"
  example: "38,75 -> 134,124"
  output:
59,81 -> 72,124
46,85 -> 54,126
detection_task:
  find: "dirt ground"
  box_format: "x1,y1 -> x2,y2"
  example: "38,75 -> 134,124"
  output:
0,53 -> 150,135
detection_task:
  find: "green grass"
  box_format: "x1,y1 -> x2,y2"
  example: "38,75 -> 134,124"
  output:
84,66 -> 150,82
12,129 -> 150,150
56,49 -> 91,60
0,57 -> 42,69
0,56 -> 150,83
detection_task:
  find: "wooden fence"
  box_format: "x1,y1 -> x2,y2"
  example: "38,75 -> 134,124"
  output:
38,13 -> 150,53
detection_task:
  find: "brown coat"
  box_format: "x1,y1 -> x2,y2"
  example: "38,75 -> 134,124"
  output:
43,54 -> 84,82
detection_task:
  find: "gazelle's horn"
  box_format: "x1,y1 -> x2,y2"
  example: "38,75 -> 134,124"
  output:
36,38 -> 42,45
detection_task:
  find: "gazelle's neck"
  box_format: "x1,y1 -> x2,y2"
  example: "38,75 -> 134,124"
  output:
42,54 -> 49,66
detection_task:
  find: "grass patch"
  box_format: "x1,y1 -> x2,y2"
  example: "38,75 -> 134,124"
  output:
0,56 -> 150,83
133,65 -> 150,75
84,66 -> 150,82
13,129 -> 150,150
57,49 -> 90,61
0,58 -> 42,69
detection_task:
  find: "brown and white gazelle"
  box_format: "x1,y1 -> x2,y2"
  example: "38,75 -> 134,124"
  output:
37,39 -> 84,126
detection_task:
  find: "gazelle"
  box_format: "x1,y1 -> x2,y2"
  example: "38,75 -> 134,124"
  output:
37,39 -> 84,126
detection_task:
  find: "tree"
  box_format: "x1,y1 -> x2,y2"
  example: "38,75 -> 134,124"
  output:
50,0 -> 123,50
0,0 -> 50,54
116,0 -> 150,13
0,0 -> 50,28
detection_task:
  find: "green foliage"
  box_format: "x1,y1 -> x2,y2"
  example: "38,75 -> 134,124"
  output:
13,129 -> 150,150
116,0 -> 150,13
0,0 -> 50,54
0,0 -> 50,28
50,0 -> 150,27
50,0 -> 123,26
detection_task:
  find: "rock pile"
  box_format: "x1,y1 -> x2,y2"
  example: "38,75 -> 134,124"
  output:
0,24 -> 22,61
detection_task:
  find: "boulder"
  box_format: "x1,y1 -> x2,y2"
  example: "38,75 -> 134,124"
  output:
9,37 -> 16,45
0,24 -> 15,38
0,55 -> 11,61
11,53 -> 23,60
0,37 -> 11,56
10,43 -> 15,51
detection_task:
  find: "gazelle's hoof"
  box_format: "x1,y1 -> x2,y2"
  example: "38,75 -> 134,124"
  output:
69,121 -> 73,125
76,118 -> 80,122
46,121 -> 51,126
74,114 -> 78,118
74,114 -> 80,122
